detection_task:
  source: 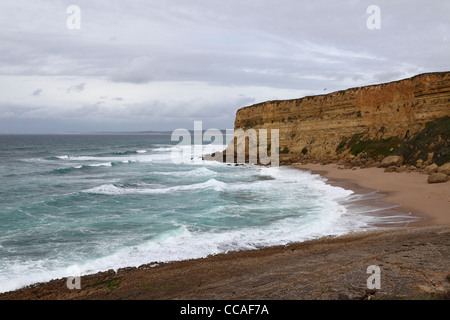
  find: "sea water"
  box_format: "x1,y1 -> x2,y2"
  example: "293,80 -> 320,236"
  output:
0,134 -> 420,293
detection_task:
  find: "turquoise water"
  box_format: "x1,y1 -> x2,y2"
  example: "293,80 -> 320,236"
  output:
0,134 -> 419,293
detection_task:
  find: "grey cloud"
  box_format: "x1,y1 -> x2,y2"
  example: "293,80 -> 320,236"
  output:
130,94 -> 254,122
66,83 -> 86,93
109,55 -> 154,84
0,0 -> 449,133
0,103 -> 42,118
1,91 -> 249,126
2,0 -> 448,89
372,71 -> 409,84
31,88 -> 42,96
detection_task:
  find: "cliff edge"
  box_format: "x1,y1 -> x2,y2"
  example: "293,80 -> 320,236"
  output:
226,72 -> 450,166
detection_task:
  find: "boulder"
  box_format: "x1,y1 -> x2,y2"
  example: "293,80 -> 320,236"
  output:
424,163 -> 438,175
380,155 -> 403,168
368,161 -> 381,168
427,173 -> 449,184
437,162 -> 450,175
384,166 -> 397,172
424,152 -> 434,165
396,166 -> 408,173
416,159 -> 423,168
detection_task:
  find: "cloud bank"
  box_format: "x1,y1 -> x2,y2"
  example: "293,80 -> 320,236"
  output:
0,0 -> 448,133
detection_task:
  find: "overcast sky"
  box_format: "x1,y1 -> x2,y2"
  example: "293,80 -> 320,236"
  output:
0,0 -> 449,133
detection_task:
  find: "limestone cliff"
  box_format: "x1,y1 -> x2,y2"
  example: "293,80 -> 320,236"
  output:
227,72 -> 450,165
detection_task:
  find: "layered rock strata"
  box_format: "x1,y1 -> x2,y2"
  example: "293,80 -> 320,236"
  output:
225,72 -> 450,165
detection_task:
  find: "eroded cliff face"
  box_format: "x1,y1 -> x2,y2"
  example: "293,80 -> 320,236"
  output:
228,72 -> 450,164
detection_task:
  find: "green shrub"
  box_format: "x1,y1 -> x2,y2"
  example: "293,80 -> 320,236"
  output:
350,137 -> 400,158
335,139 -> 348,153
280,146 -> 289,154
397,116 -> 449,166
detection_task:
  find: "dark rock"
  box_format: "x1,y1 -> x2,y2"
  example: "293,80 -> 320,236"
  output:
438,162 -> 450,175
380,155 -> 404,168
424,163 -> 438,175
427,172 -> 449,184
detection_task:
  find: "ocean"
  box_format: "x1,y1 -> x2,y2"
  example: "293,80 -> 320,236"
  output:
0,133 -> 420,293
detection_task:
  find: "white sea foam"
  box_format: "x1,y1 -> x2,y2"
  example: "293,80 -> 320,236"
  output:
88,162 -> 113,167
50,143 -> 225,166
84,178 -> 227,195
0,206 -> 355,294
3,136 -> 426,295
52,153 -> 163,164
59,155 -> 139,162
154,167 -> 217,177
0,165 -> 414,294
56,162 -> 114,172
152,146 -> 178,152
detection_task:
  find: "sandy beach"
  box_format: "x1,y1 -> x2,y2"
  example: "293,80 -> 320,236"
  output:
1,165 -> 449,300
293,164 -> 450,226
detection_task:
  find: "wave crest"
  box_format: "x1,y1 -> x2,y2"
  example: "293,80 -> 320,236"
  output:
83,179 -> 227,195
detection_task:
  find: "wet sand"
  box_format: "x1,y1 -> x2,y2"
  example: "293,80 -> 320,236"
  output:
1,166 -> 449,300
293,164 -> 450,226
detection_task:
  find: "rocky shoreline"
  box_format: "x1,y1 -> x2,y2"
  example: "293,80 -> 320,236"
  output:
293,155 -> 450,185
1,225 -> 449,300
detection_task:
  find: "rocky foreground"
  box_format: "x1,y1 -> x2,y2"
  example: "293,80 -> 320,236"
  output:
1,225 -> 449,300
